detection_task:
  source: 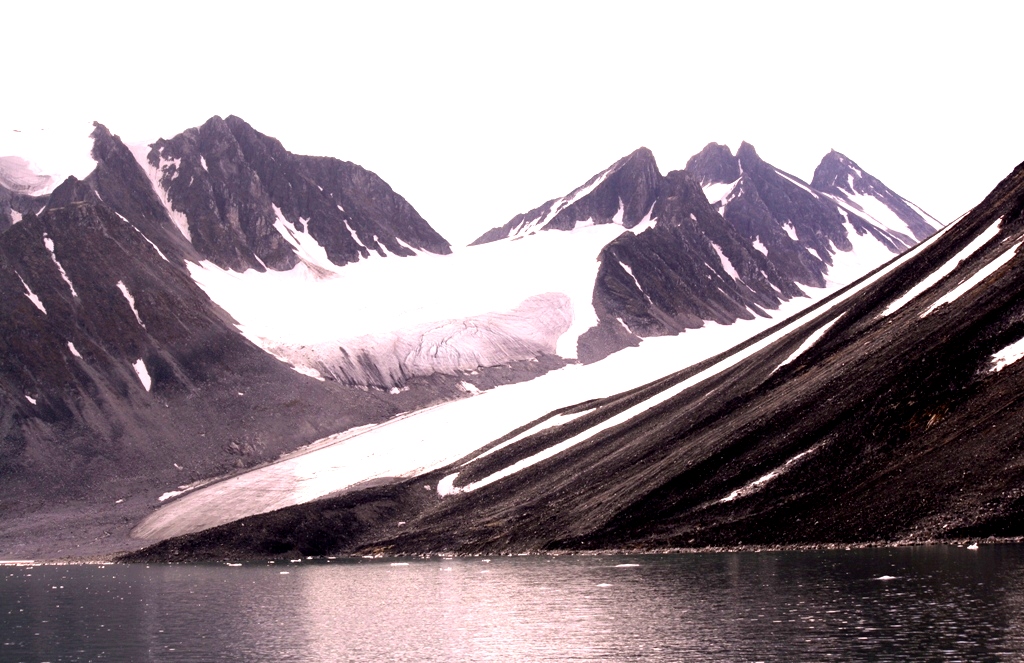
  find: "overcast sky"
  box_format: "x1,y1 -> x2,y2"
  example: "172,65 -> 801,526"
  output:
3,1 -> 1021,245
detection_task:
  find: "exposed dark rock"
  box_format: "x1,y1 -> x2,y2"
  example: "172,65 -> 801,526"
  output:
471,148 -> 661,244
143,115 -> 450,271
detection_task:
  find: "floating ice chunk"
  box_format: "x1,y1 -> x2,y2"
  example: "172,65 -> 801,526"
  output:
614,563 -> 640,568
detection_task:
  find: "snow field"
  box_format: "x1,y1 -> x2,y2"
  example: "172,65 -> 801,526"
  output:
187,223 -> 627,361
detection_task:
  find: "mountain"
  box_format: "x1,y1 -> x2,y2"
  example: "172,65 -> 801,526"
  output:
0,118 -> 483,559
126,154 -> 1024,561
475,142 -> 941,362
0,119 -> 942,559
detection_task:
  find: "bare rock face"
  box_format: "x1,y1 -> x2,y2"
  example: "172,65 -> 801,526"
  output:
811,149 -> 942,242
471,148 -> 662,244
143,115 -> 451,272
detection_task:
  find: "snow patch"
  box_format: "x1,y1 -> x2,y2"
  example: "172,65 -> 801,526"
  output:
775,169 -> 819,199
719,443 -> 824,502
17,273 -> 46,313
702,179 -> 739,206
752,237 -> 768,256
24,395 -> 37,405
627,203 -> 658,235
459,381 -> 482,395
43,234 -> 78,297
132,358 -> 152,391
67,342 -> 81,358
273,204 -> 341,273
991,337 -> 1024,373
782,222 -> 799,242
10,209 -> 22,224
711,243 -> 740,281
116,281 -> 145,328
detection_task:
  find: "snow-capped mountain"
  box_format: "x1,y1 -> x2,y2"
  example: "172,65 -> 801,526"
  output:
0,117 -> 942,559
128,153 -> 1024,560
475,141 -> 942,362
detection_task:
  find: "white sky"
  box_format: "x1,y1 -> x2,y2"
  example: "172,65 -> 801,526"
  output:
2,1 -> 1021,246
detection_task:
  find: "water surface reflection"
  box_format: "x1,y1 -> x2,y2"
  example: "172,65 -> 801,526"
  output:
3,545 -> 1024,661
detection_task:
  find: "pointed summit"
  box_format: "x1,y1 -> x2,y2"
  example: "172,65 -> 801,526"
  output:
471,147 -> 662,244
685,143 -> 739,186
811,150 -> 942,241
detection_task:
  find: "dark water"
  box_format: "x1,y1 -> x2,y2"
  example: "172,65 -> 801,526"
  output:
3,545 -> 1024,662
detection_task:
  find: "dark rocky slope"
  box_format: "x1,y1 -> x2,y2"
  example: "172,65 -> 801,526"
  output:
143,115 -> 451,272
0,202 -> 410,558
125,156 -> 1024,561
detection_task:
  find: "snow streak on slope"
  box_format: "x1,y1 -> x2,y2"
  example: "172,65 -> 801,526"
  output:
882,218 -> 1002,317
922,240 -> 1024,317
127,143 -> 191,241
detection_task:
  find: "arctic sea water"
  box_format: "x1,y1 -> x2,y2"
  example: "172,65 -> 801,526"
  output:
4,545 -> 1024,662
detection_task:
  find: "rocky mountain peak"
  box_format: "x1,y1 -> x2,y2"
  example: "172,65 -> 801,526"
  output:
684,143 -> 739,186
809,149 -> 865,193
